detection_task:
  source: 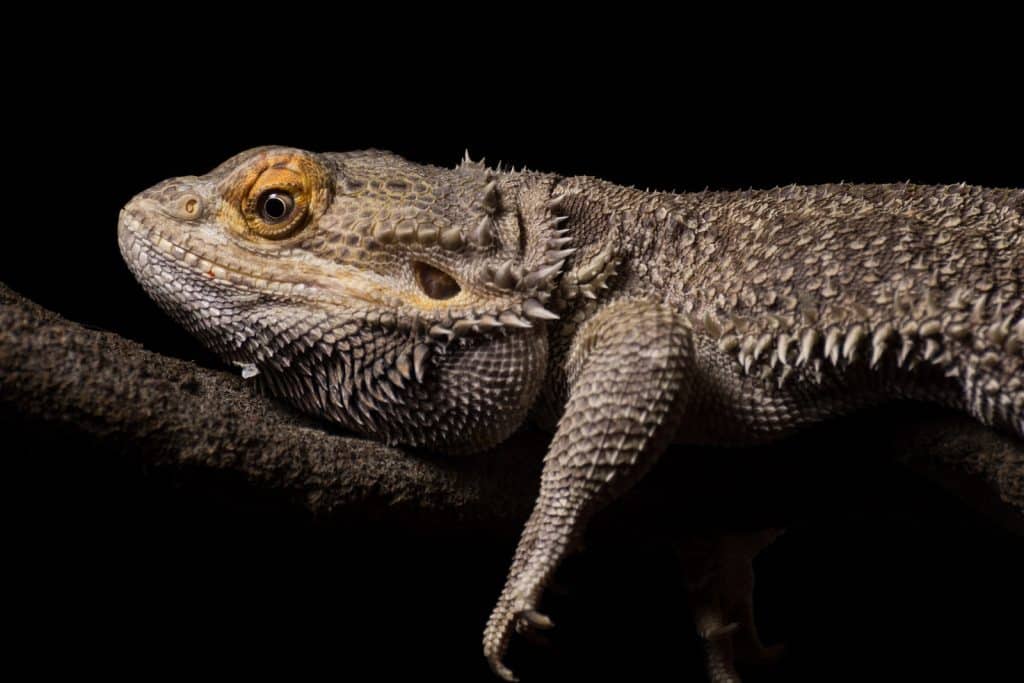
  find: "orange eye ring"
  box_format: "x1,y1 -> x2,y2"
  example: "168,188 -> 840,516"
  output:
241,162 -> 313,239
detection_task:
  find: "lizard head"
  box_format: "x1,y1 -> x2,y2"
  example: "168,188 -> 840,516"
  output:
118,146 -> 572,453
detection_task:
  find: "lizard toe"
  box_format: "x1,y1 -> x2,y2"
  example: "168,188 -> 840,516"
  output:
517,608 -> 555,631
487,657 -> 519,683
484,601 -> 520,682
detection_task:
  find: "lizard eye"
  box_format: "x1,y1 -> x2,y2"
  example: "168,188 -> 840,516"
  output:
257,191 -> 295,224
413,261 -> 461,300
241,163 -> 312,239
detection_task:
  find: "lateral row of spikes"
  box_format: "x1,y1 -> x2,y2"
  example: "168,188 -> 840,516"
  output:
425,299 -> 559,341
705,309 -> 1023,385
371,216 -> 509,252
962,362 -> 1023,433
374,221 -> 467,251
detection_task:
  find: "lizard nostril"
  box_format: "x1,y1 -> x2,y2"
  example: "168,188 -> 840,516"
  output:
167,193 -> 204,221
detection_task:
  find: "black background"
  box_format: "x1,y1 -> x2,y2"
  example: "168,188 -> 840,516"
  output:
5,38 -> 1023,682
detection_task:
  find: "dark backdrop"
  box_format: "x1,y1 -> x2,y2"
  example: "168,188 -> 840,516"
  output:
5,55 -> 1023,682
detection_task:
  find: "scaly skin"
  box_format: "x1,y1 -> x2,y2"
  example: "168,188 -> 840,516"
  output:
118,147 -> 1023,681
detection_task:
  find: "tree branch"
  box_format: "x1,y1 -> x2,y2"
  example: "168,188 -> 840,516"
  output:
1,282 -> 1020,536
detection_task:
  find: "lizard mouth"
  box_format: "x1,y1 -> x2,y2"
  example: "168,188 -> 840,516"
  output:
117,203 -> 402,311
119,207 -> 281,293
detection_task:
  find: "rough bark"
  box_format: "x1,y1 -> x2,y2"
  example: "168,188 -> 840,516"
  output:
1,282 -> 1020,536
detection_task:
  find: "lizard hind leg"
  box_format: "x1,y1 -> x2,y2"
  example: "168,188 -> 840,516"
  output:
677,530 -> 785,683
483,301 -> 696,681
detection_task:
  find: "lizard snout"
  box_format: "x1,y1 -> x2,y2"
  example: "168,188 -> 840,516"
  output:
124,178 -> 206,223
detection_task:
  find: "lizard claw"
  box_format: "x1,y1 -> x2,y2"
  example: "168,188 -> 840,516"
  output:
518,609 -> 555,630
703,621 -> 739,640
488,658 -> 519,683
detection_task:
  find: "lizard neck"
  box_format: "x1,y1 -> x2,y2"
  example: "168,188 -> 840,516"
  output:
534,176 -> 694,426
548,175 -> 722,314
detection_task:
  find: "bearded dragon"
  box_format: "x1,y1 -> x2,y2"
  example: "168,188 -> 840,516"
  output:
118,146 -> 1023,681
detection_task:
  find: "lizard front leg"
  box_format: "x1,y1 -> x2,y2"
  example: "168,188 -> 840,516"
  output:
484,300 -> 695,680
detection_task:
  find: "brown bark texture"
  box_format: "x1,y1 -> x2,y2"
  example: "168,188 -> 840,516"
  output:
1,282 -> 1020,537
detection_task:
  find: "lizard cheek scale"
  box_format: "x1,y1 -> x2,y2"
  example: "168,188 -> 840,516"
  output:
120,146 -> 1023,682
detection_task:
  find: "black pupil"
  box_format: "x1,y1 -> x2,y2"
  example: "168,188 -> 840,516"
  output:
262,193 -> 290,221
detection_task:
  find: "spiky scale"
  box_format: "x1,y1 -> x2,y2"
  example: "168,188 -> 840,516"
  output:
395,351 -> 413,381
477,314 -> 501,330
498,311 -> 532,328
868,323 -> 895,368
546,248 -> 577,263
522,261 -> 565,291
452,319 -> 477,337
440,228 -> 464,251
743,352 -> 756,374
898,338 -> 914,366
493,261 -> 519,290
776,333 -> 793,366
482,181 -> 500,214
703,314 -> 722,339
824,329 -> 842,365
988,322 -> 1008,346
412,344 -> 430,383
471,217 -> 495,247
919,320 -> 941,337
380,377 -> 402,404
947,323 -> 970,340
842,325 -> 864,362
970,294 -> 988,323
718,335 -> 740,353
523,298 -> 559,321
416,224 -> 438,246
429,325 -> 453,339
796,329 -> 819,366
374,225 -> 396,244
753,334 -> 772,361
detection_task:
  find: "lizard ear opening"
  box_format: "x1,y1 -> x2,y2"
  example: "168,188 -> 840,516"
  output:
413,261 -> 461,300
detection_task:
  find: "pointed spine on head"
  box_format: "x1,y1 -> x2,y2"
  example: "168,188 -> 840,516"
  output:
481,181 -> 500,215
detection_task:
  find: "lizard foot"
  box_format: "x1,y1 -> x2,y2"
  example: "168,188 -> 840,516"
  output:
484,594 -> 555,682
702,626 -> 787,682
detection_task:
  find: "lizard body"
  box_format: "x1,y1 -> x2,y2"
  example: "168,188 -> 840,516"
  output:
118,147 -> 1023,681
